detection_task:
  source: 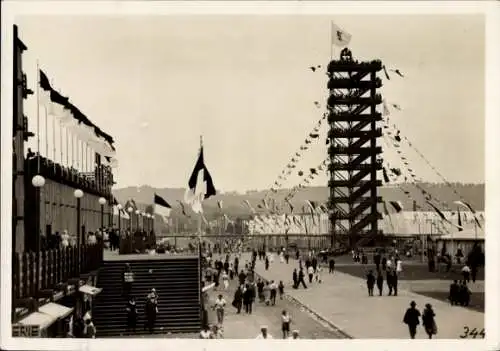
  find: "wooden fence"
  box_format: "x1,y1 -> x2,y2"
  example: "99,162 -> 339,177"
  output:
12,243 -> 103,302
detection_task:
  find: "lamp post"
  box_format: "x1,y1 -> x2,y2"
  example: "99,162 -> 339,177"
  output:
98,197 -> 106,230
32,175 -> 45,296
117,204 -> 123,233
142,212 -> 146,232
74,189 -> 84,269
127,207 -> 133,232
135,210 -> 140,231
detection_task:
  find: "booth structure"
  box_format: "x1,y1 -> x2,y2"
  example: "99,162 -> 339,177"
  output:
435,228 -> 485,258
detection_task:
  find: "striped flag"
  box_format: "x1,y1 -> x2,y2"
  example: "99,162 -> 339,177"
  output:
184,146 -> 216,214
454,200 -> 481,228
154,193 -> 171,223
305,200 -> 318,213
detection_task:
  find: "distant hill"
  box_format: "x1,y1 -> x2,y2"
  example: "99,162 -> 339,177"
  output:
113,183 -> 484,233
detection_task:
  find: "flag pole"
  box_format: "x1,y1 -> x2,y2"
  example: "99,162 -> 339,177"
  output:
198,135 -> 203,253
330,20 -> 334,60
474,216 -> 478,241
36,61 -> 41,171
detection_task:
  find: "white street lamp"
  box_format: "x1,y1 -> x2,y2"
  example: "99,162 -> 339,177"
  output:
32,175 -> 45,188
98,197 -> 107,229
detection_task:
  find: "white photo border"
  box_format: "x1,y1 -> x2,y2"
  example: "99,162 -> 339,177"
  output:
1,1 -> 499,351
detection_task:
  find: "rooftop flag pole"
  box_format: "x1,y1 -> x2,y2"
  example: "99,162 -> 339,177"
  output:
36,60 -> 41,172
198,135 -> 203,246
330,20 -> 334,60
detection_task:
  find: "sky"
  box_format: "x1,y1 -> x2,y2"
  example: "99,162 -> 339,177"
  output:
16,14 -> 485,192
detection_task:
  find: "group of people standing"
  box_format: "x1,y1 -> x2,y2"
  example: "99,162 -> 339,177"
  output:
292,253 -> 329,289
121,263 -> 159,334
448,279 -> 472,307
362,249 -> 403,297
365,267 -> 399,297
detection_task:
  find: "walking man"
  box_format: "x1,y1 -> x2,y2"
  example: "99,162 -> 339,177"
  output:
213,294 -> 226,325
403,301 -> 421,339
298,268 -> 308,289
366,270 -> 375,296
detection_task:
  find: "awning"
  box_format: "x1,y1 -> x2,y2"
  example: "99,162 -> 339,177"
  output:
79,284 -> 102,296
38,302 -> 73,320
18,312 -> 57,330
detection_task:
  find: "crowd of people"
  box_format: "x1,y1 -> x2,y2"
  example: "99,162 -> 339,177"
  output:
200,244 -> 302,339
42,227 -> 116,250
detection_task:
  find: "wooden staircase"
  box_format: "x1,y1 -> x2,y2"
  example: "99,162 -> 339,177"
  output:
92,256 -> 201,337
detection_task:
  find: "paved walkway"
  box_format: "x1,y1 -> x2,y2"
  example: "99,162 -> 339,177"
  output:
246,254 -> 484,339
204,262 -> 346,339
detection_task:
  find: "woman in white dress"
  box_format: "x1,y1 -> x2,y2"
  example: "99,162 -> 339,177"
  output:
396,259 -> 403,276
314,264 -> 322,283
222,271 -> 230,290
279,251 -> 285,263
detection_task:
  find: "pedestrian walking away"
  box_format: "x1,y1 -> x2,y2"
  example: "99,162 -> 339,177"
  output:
278,280 -> 285,299
298,268 -> 308,289
269,280 -> 278,306
366,270 -> 375,296
422,303 -> 437,339
403,301 -> 421,339
329,258 -> 335,274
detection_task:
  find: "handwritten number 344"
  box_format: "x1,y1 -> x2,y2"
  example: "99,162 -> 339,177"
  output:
460,327 -> 485,339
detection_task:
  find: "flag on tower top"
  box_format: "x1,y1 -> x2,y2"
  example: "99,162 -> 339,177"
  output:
331,22 -> 352,48
184,142 -> 216,214
154,193 -> 172,223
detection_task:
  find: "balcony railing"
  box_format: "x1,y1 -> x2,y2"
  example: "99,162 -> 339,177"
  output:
25,155 -> 113,198
12,243 -> 103,302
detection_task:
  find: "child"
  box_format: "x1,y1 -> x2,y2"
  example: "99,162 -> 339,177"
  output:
278,280 -> 285,300
314,265 -> 322,283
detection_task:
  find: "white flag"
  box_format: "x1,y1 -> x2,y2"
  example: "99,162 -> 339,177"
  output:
332,23 -> 352,47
